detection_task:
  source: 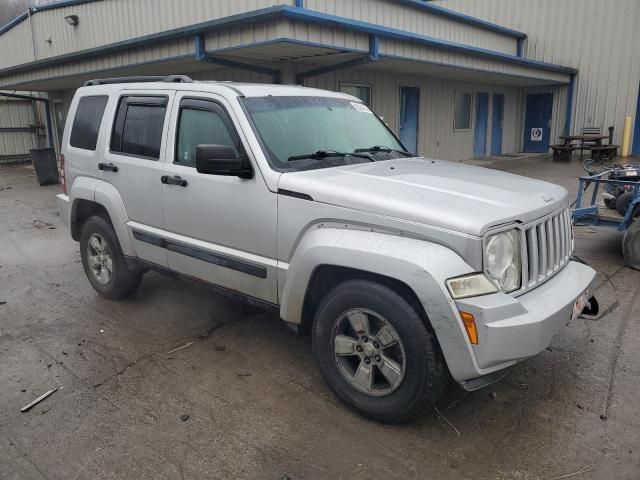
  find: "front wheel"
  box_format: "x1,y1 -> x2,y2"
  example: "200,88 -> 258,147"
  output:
312,279 -> 447,423
80,215 -> 143,299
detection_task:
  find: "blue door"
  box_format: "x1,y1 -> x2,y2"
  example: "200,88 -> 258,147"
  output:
523,93 -> 553,153
632,82 -> 640,155
474,92 -> 489,156
399,86 -> 420,154
491,94 -> 505,155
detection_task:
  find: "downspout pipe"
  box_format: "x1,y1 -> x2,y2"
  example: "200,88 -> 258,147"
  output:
564,73 -> 576,136
0,92 -> 53,148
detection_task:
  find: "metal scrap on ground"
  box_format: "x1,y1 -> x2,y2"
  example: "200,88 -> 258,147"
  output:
20,388 -> 58,412
166,341 -> 196,355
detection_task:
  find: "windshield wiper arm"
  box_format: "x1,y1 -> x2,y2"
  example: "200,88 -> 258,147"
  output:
288,150 -> 371,162
354,145 -> 413,157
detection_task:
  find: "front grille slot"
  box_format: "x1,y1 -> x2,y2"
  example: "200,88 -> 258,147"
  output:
520,207 -> 573,292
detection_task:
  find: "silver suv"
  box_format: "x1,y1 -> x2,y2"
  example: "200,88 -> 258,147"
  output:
57,76 -> 596,423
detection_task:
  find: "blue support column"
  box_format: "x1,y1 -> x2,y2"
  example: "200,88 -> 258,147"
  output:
295,0 -> 304,7
564,74 -> 576,136
516,38 -> 523,57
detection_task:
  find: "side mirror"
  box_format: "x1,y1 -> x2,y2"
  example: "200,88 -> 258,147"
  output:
195,144 -> 253,179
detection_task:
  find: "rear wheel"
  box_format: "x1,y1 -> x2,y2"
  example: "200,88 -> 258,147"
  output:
616,192 -> 634,217
312,279 -> 447,423
80,216 -> 142,299
623,220 -> 640,270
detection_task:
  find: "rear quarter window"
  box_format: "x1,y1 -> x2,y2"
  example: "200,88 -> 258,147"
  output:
69,95 -> 109,151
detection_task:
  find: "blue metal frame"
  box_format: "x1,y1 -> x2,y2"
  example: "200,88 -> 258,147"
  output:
296,34 -> 379,84
0,92 -> 54,148
0,4 -> 576,79
194,34 -> 280,82
564,73 -> 576,136
516,38 -> 524,57
573,172 -> 640,231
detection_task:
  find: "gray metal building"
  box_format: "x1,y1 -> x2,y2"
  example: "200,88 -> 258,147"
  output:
0,0 -> 634,162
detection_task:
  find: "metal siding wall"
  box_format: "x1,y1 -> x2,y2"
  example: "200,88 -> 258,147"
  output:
433,0 -> 640,145
0,0 -> 295,70
378,38 -> 569,84
304,69 -> 524,161
0,95 -> 42,158
0,21 -> 35,68
304,0 -> 517,54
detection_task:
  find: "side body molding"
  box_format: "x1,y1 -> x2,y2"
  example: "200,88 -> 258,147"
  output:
279,227 -> 482,381
69,177 -> 135,256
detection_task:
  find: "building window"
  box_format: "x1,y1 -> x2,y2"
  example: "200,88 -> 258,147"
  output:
340,83 -> 372,106
454,92 -> 472,131
110,96 -> 168,159
69,95 -> 108,151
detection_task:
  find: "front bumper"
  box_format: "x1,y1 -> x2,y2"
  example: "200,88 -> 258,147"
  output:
456,260 -> 596,373
56,193 -> 70,229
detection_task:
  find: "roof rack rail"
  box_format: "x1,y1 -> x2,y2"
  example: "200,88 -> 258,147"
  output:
83,75 -> 193,86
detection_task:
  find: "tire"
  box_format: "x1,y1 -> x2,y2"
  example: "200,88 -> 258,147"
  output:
312,279 -> 447,423
604,197 -> 616,210
623,220 -> 640,270
616,191 -> 635,217
79,215 -> 142,299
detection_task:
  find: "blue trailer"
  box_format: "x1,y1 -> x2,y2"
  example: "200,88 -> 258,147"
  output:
573,167 -> 640,269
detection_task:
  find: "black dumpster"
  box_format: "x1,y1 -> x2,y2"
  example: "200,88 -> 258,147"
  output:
30,147 -> 59,186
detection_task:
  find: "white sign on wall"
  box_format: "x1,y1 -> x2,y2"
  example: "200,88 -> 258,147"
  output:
530,127 -> 543,142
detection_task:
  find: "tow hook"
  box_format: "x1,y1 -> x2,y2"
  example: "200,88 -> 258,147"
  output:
582,296 -> 600,316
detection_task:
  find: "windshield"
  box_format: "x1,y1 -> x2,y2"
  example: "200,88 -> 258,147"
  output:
241,96 -> 408,171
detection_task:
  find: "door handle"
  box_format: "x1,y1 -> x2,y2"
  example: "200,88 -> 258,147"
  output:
98,162 -> 118,172
161,175 -> 188,187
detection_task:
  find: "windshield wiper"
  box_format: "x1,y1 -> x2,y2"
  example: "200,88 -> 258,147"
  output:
288,150 -> 371,162
354,145 -> 413,157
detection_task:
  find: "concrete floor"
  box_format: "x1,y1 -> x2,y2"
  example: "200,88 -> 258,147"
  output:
0,157 -> 639,480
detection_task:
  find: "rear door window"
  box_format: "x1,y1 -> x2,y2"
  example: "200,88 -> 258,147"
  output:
110,96 -> 168,159
69,95 -> 108,150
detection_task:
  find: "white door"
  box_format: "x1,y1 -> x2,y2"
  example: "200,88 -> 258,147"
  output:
160,92 -> 278,303
98,91 -> 174,266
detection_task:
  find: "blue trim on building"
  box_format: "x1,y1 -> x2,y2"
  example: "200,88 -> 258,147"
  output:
516,38 -> 524,57
1,0 -> 525,41
390,0 -> 526,39
0,11 -> 29,35
564,73 -> 576,135
0,4 -> 576,80
195,33 -> 280,81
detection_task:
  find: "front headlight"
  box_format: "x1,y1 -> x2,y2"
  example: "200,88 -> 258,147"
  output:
485,229 -> 521,292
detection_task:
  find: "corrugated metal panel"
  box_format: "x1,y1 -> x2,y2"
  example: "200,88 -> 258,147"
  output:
433,0 -> 640,145
0,20 -> 35,68
0,95 -> 43,158
304,0 -> 517,55
0,0 -> 295,70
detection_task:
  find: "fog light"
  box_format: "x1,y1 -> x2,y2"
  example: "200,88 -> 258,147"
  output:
460,311 -> 478,345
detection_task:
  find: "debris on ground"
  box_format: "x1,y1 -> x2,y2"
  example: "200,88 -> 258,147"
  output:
237,373 -> 252,377
0,301 -> 6,305
489,392 -> 497,399
214,345 -> 226,352
40,407 -> 51,415
600,414 -> 608,420
166,341 -> 196,355
180,414 -> 190,422
20,387 -> 58,412
549,465 -> 595,479
433,406 -> 461,437
0,186 -> 12,191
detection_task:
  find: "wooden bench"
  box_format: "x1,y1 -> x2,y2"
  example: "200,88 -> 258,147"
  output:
589,144 -> 619,162
550,144 -> 576,161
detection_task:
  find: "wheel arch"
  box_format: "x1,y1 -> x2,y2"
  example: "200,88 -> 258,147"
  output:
69,177 -> 134,256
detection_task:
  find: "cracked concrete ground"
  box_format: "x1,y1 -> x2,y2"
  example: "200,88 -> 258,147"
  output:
1,156 -> 639,479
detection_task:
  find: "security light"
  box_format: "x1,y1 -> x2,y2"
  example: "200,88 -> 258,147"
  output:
64,15 -> 79,26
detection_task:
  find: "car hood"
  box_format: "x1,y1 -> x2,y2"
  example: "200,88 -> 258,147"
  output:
277,158 -> 568,236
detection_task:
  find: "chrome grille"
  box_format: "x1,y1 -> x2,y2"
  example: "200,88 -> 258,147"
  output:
520,207 -> 573,293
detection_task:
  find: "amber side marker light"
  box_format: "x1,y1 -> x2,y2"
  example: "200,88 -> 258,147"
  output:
460,312 -> 478,345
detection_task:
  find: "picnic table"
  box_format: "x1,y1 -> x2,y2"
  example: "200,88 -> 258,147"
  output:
551,134 -> 618,162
